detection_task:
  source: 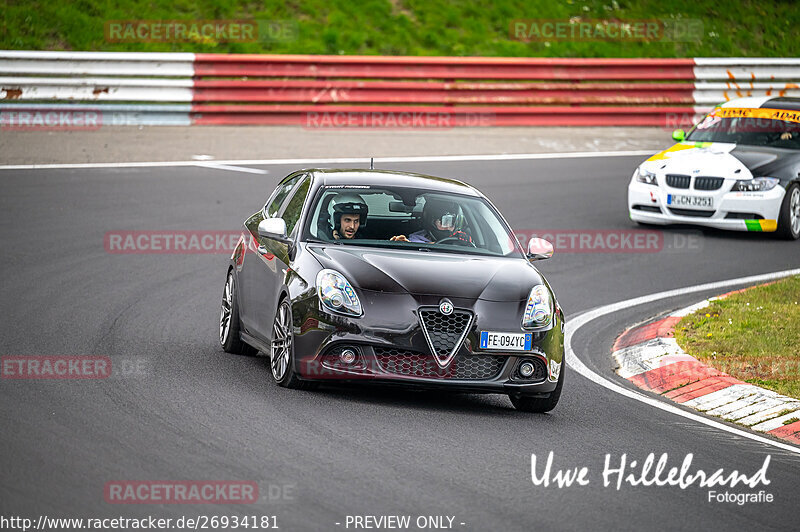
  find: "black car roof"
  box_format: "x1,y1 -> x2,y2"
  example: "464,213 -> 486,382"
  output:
305,169 -> 482,197
762,97 -> 800,111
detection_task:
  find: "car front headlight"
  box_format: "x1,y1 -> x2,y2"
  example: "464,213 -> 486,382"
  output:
634,166 -> 658,186
732,177 -> 780,192
522,285 -> 553,329
317,269 -> 363,317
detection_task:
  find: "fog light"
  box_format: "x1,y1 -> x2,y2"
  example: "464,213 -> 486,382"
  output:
519,361 -> 535,378
339,349 -> 357,365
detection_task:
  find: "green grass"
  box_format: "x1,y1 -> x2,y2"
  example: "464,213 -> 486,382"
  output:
674,276 -> 800,400
1,0 -> 798,57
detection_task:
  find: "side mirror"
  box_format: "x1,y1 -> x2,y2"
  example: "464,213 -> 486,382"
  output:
257,218 -> 289,242
526,238 -> 554,261
672,129 -> 686,142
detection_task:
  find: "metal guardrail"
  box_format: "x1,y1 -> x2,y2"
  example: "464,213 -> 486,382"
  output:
1,51 -> 799,126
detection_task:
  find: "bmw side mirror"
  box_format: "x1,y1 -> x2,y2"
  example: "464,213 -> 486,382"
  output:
526,238 -> 554,261
672,129 -> 686,142
258,218 -> 290,242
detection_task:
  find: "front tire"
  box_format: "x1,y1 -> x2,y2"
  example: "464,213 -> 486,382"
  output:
271,299 -> 317,390
777,183 -> 800,240
509,362 -> 564,413
220,271 -> 257,356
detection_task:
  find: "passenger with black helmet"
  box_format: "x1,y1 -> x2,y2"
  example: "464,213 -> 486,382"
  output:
391,196 -> 472,244
331,193 -> 369,240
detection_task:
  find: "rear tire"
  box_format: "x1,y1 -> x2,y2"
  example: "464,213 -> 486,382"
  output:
509,362 -> 564,413
776,183 -> 800,240
271,299 -> 318,390
219,271 -> 257,356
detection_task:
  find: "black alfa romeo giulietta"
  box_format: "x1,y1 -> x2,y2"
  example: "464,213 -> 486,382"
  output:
219,169 -> 565,412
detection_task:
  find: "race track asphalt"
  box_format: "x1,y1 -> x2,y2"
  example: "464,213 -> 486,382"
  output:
1,155 -> 798,531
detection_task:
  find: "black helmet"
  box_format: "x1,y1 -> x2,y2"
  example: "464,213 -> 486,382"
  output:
422,197 -> 459,240
332,193 -> 368,229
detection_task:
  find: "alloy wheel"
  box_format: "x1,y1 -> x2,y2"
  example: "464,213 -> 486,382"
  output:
219,273 -> 234,345
271,302 -> 292,381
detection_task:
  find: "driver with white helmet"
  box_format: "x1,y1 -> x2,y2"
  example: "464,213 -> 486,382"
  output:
391,197 -> 472,244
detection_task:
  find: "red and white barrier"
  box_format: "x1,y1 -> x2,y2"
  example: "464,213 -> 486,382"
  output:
1,51 -> 799,126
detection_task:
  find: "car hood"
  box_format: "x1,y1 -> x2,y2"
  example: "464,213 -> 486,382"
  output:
309,246 -> 543,301
644,141 -> 800,181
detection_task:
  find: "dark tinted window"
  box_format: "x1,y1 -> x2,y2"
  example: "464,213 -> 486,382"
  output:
266,173 -> 304,218
280,176 -> 311,236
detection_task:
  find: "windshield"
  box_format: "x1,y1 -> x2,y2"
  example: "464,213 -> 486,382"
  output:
686,107 -> 800,149
303,185 -> 522,257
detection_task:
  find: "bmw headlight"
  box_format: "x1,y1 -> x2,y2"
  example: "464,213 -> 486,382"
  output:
732,177 -> 779,192
635,166 -> 658,186
317,269 -> 363,317
522,285 -> 553,329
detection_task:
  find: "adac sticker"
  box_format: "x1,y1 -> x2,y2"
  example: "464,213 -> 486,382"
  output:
714,107 -> 800,124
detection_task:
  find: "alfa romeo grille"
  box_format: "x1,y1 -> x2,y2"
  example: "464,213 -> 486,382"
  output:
666,174 -> 691,189
374,347 -> 505,380
418,308 -> 473,368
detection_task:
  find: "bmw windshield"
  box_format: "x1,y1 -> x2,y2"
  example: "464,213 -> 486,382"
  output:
686,108 -> 800,149
303,185 -> 523,258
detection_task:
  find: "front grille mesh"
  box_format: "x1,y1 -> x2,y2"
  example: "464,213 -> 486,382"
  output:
694,176 -> 725,190
632,204 -> 662,214
418,309 -> 473,363
666,174 -> 691,189
667,207 -> 715,218
725,212 -> 763,220
374,347 -> 505,379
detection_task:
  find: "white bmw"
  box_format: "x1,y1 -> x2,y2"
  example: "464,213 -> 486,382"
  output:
628,96 -> 800,240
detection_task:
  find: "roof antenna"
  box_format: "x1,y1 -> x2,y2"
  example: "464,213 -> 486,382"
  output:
370,157 -> 374,170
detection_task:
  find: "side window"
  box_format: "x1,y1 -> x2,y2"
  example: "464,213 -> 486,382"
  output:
280,177 -> 311,236
265,173 -> 304,218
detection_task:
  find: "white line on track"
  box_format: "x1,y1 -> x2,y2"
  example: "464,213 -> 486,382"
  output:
0,150 -> 655,171
193,162 -> 269,175
566,267 -> 800,455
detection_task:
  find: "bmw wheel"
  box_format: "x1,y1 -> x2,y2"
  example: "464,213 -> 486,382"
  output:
220,271 -> 257,356
777,183 -> 800,240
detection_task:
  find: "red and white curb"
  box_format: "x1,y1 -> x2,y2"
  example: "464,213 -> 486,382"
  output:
613,288 -> 800,446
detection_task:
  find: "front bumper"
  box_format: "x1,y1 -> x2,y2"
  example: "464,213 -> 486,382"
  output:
628,180 -> 785,232
290,292 -> 564,396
